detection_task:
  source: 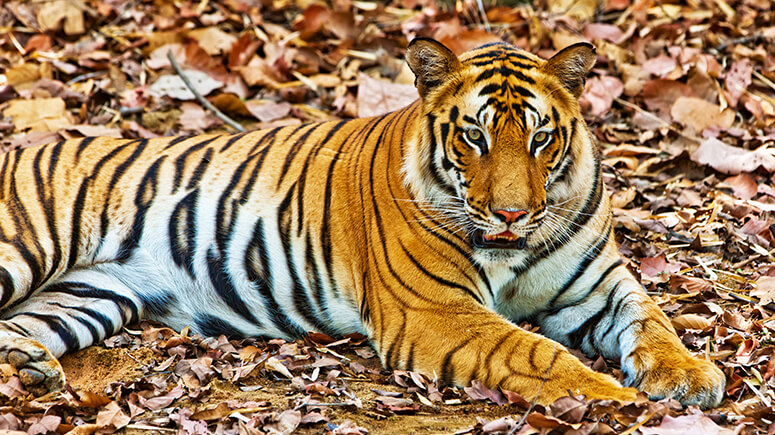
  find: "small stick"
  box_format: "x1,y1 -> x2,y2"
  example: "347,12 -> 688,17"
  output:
508,344 -> 558,435
166,50 -> 245,132
475,0 -> 491,32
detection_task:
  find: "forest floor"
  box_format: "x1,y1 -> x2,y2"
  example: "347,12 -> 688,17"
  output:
1,0 -> 775,433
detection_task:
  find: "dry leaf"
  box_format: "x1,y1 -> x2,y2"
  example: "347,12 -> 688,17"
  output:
671,97 -> 734,132
671,314 -> 712,332
95,402 -> 131,430
580,75 -> 624,117
37,0 -> 85,35
753,276 -> 775,306
246,100 -> 293,123
356,73 -> 418,118
265,356 -> 293,378
149,71 -> 223,100
188,27 -> 238,56
690,138 -> 775,174
4,97 -> 72,132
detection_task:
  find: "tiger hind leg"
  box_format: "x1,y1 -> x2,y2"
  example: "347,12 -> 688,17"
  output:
0,270 -> 144,396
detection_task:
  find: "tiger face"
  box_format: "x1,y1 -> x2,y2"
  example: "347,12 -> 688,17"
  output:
405,39 -> 597,266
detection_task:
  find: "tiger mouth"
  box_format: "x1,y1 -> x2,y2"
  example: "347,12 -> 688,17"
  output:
471,230 -> 527,249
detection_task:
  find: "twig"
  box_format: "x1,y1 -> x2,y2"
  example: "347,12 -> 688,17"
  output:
714,34 -> 767,53
475,0 -> 491,32
613,97 -> 701,143
166,50 -> 245,132
125,424 -> 177,432
619,409 -> 660,435
508,343 -> 558,435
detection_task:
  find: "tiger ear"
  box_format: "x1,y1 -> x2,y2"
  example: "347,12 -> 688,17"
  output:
542,42 -> 597,98
406,37 -> 462,98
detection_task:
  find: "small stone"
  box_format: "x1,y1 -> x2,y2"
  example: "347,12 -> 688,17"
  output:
19,367 -> 45,386
8,350 -> 30,368
0,351 -> 8,364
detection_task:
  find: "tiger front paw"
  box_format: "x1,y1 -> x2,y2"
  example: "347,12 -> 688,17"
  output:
0,335 -> 65,397
627,353 -> 725,409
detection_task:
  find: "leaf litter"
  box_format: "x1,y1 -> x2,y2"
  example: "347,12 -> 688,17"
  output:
1,0 -> 775,432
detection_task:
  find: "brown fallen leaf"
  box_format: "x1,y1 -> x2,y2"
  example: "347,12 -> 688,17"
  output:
191,402 -> 231,421
640,254 -> 683,277
356,73 -> 418,118
671,97 -> 734,133
95,402 -> 131,430
37,0 -> 85,35
721,174 -> 758,200
4,98 -> 72,132
753,276 -> 775,306
690,138 -> 775,174
671,314 -> 712,333
639,408 -> 723,434
580,75 -> 624,117
188,27 -> 237,56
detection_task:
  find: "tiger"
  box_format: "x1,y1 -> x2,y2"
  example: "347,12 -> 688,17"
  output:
0,37 -> 725,407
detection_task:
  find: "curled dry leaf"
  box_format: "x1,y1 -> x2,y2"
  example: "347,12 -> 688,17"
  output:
671,314 -> 712,332
265,356 -> 293,378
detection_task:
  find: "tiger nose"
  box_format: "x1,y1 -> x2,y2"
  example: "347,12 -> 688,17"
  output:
493,209 -> 528,223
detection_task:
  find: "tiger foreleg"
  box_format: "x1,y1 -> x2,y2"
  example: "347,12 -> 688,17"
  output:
613,284 -> 726,408
538,268 -> 725,408
373,297 -> 637,406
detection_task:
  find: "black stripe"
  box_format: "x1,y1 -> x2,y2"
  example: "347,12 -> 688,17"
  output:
117,156 -> 166,261
276,123 -> 324,189
172,137 -> 217,191
398,240 -> 482,303
218,132 -> 247,153
278,184 -> 339,337
321,120 -> 381,299
195,313 -> 245,338
42,281 -> 140,324
98,139 -> 147,241
545,260 -> 622,317
214,149 -> 270,255
74,136 -> 98,161
15,312 -> 79,351
571,282 -> 625,349
547,223 -> 611,307
440,336 -> 474,386
169,190 -> 198,278
0,267 -> 15,308
206,248 -> 262,326
49,302 -> 115,337
163,134 -> 195,150
244,218 -> 305,338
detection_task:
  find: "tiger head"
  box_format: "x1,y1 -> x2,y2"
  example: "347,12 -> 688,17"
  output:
403,38 -> 598,266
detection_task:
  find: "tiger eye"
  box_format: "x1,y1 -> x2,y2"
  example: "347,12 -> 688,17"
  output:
466,129 -> 482,142
533,131 -> 548,144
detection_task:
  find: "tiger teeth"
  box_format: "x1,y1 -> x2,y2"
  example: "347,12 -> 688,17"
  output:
483,233 -> 519,241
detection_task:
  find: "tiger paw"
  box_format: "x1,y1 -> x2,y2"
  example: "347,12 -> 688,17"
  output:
0,336 -> 65,396
628,353 -> 725,409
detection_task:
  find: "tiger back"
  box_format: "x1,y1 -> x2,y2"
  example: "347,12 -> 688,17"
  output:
0,38 -> 724,407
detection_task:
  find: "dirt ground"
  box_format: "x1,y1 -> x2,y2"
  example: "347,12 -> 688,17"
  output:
60,341 -> 515,434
